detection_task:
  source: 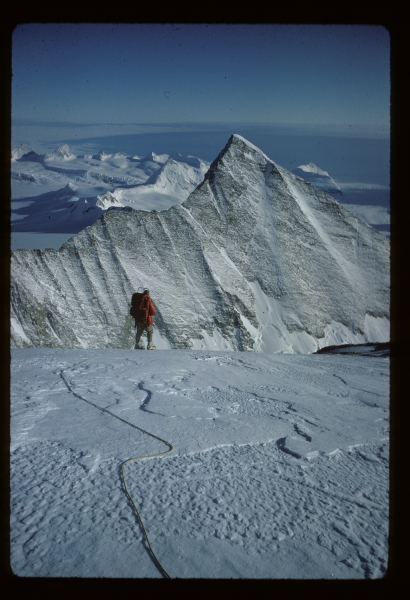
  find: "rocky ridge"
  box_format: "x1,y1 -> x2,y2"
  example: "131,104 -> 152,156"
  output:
11,135 -> 390,351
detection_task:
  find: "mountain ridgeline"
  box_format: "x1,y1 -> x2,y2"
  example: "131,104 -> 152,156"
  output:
11,135 -> 390,352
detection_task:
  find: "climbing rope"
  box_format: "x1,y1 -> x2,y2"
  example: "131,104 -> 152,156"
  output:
60,354 -> 173,579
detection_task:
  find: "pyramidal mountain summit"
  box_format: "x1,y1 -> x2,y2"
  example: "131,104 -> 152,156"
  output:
11,134 -> 390,352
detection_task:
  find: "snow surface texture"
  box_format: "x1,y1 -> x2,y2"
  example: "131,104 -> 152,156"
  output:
11,144 -> 210,232
10,348 -> 389,578
11,135 -> 390,352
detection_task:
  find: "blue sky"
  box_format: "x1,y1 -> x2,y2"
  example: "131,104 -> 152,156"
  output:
12,24 -> 390,132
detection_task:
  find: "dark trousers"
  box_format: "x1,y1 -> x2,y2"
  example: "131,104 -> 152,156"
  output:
135,323 -> 153,347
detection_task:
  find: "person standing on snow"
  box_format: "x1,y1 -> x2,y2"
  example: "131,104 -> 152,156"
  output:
131,289 -> 157,350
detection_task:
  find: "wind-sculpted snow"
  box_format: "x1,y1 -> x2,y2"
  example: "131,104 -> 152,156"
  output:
10,349 -> 389,578
11,134 -> 390,351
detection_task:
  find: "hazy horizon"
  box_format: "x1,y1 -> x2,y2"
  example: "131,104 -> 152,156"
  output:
12,120 -> 390,187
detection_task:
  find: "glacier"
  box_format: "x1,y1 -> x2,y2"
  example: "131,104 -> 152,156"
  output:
10,134 -> 390,352
11,145 -> 210,232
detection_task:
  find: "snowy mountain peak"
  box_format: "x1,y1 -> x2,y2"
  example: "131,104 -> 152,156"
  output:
296,163 -> 329,176
142,151 -> 169,164
44,144 -> 76,161
15,149 -> 42,163
206,133 -> 273,176
142,154 -> 210,195
230,134 -> 272,161
292,163 -> 343,196
11,134 -> 389,351
95,192 -> 122,210
11,143 -> 33,161
92,151 -> 112,161
231,133 -> 263,151
185,155 -> 202,168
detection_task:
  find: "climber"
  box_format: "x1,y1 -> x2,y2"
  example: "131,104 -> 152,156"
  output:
130,289 -> 157,350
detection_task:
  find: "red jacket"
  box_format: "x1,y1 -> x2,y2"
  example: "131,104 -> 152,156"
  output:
137,295 -> 156,325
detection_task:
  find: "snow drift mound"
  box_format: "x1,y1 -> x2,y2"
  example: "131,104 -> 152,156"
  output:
11,134 -> 390,351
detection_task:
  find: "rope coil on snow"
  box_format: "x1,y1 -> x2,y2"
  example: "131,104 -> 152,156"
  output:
60,355 -> 173,579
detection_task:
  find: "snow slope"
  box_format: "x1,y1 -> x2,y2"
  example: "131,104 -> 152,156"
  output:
293,163 -> 390,237
109,154 -> 210,212
10,348 -> 389,578
340,204 -> 390,237
11,134 -> 390,352
292,163 -> 343,197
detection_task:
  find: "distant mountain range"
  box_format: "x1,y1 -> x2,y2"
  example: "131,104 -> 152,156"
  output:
11,144 -> 210,232
11,143 -> 390,240
11,135 -> 390,352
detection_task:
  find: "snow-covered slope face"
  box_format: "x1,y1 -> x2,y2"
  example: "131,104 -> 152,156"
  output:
110,154 -> 210,212
292,163 -> 343,196
11,134 -> 390,352
44,144 -> 76,161
11,143 -> 33,161
11,184 -> 124,233
143,154 -> 209,192
11,145 -> 210,231
292,163 -> 390,237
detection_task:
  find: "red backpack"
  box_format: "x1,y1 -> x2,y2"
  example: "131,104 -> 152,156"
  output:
130,292 -> 150,324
